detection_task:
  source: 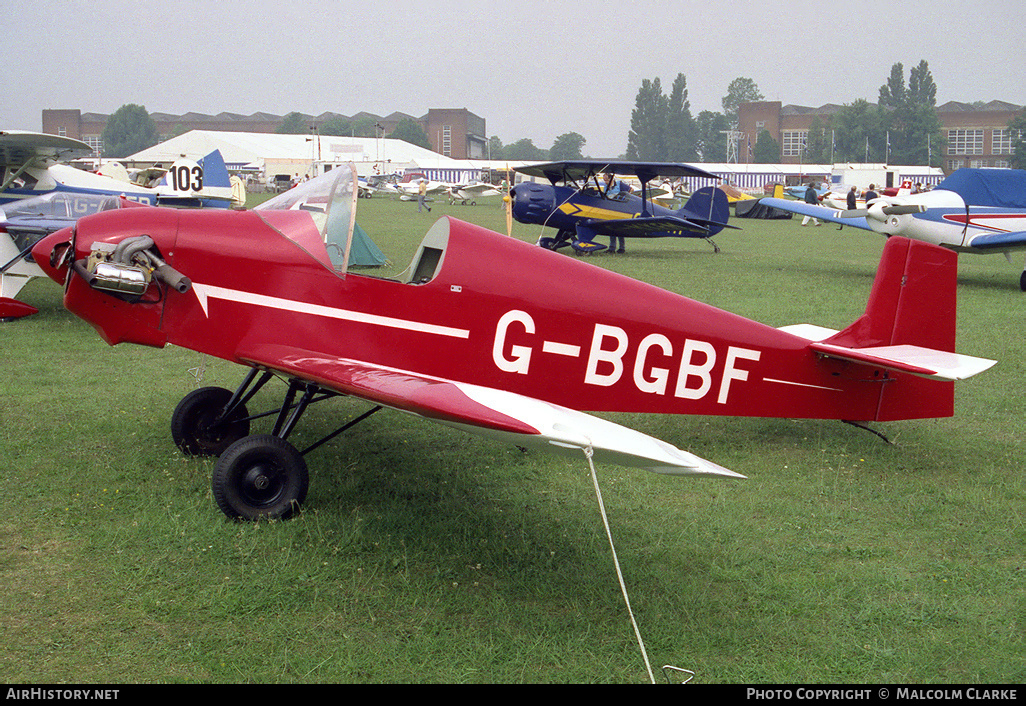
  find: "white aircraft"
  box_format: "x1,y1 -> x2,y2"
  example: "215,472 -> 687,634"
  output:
762,168 -> 1026,290
447,180 -> 500,205
0,130 -> 237,318
392,173 -> 448,201
0,130 -> 234,208
820,180 -> 917,210
0,191 -> 132,319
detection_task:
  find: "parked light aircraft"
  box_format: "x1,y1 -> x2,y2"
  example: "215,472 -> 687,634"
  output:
762,168 -> 1026,290
392,173 -> 447,201
0,192 -> 137,319
447,181 -> 500,205
32,165 -> 993,520
0,132 -> 237,318
509,160 -> 736,254
0,130 -> 234,208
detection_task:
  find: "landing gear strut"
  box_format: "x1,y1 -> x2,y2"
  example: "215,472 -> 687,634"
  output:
171,369 -> 382,520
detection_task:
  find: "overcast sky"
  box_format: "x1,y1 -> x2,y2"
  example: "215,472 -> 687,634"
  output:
4,0 -> 1023,158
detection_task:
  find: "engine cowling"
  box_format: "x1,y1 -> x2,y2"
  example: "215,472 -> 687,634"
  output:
509,182 -> 556,226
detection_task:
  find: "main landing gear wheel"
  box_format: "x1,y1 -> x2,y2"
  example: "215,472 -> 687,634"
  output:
212,435 -> 309,521
1019,270 -> 1026,292
171,386 -> 251,456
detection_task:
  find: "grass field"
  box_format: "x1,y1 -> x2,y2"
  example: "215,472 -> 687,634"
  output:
1,190 -> 1023,684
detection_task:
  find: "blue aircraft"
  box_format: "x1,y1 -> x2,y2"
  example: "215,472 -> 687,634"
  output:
508,160 -> 736,254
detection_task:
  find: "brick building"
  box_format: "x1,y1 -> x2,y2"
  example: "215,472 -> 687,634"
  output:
41,107 -> 487,160
737,100 -> 1023,172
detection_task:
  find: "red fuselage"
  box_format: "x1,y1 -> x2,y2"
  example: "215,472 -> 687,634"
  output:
35,206 -> 952,422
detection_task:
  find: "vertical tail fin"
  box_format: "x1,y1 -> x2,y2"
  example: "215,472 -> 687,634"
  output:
825,237 -> 956,352
157,149 -> 233,207
678,186 -> 731,235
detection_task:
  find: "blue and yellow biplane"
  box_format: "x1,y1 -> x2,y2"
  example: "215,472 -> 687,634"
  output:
508,160 -> 736,254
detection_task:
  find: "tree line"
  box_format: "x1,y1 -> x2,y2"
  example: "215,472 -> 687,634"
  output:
621,61 -> 1025,168
99,63 -> 1026,168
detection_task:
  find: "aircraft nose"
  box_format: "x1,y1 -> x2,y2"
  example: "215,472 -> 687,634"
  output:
508,182 -> 555,225
32,226 -> 74,284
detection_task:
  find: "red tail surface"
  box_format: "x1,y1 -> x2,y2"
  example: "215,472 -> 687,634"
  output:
827,238 -> 956,352
825,237 -> 960,420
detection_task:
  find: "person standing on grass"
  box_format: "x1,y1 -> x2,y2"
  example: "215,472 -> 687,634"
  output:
418,179 -> 431,213
864,183 -> 879,205
801,182 -> 821,227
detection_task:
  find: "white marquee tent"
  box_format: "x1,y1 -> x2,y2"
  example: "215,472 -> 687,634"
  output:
125,129 -> 470,181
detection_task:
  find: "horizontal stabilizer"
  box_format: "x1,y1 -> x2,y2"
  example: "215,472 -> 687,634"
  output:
777,323 -> 839,341
810,342 -> 996,381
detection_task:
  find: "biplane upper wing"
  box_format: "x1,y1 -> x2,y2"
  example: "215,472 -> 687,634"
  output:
0,130 -> 93,169
237,342 -> 744,479
516,160 -> 721,185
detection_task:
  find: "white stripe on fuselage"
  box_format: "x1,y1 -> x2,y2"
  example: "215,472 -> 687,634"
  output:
191,283 -> 470,339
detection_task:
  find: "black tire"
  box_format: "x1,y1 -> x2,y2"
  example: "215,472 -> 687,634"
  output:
212,435 -> 309,521
1020,270 -> 1026,292
171,386 -> 250,457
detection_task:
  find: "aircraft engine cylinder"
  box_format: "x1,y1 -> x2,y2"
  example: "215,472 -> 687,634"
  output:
77,234 -> 191,296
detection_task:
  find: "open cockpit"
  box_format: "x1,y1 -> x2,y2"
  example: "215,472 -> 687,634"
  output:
254,164 -> 449,285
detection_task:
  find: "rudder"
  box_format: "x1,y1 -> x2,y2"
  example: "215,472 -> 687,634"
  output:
823,237 -> 961,421
824,237 -> 957,353
679,186 -> 731,236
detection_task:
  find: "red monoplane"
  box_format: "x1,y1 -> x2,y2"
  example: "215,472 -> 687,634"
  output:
32,166 -> 994,520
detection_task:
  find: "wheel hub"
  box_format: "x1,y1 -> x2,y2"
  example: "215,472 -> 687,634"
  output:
241,463 -> 282,505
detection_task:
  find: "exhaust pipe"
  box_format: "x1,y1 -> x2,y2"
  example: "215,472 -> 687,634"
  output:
78,235 -> 192,296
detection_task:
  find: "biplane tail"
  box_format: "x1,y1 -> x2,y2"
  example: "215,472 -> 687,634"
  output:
677,186 -> 732,236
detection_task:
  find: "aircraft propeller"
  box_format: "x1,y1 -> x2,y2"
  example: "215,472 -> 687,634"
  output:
504,164 -> 513,238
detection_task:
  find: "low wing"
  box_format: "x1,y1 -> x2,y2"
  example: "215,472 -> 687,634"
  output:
516,160 -> 721,185
586,215 -> 716,238
0,130 -> 93,169
239,345 -> 744,479
759,197 -> 872,230
965,230 -> 1026,251
452,183 -> 499,195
